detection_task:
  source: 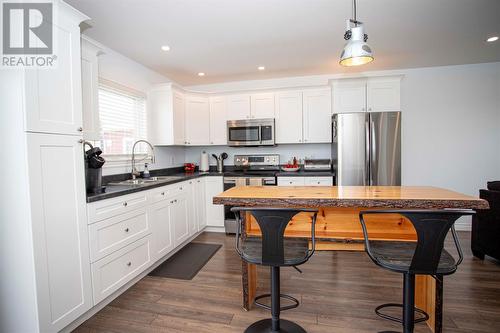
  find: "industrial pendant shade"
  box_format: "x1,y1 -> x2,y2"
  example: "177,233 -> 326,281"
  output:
340,0 -> 374,66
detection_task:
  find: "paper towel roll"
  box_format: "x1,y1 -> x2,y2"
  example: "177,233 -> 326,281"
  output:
200,151 -> 209,172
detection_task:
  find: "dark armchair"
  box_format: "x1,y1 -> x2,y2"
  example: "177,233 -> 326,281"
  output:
471,181 -> 500,260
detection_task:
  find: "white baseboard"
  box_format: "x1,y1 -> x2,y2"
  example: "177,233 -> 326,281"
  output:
204,226 -> 226,233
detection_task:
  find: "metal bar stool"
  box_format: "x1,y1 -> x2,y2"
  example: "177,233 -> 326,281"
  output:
359,209 -> 474,333
232,207 -> 318,333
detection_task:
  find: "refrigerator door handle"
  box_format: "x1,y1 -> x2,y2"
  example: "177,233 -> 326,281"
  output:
365,119 -> 370,186
370,120 -> 377,186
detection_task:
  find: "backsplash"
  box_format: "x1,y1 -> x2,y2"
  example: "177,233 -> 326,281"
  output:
184,143 -> 331,166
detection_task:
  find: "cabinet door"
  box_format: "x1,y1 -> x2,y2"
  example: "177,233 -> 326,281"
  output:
304,177 -> 333,186
185,95 -> 210,145
150,199 -> 173,261
251,93 -> 275,119
204,177 -> 224,227
81,39 -> 101,141
367,78 -> 401,112
303,89 -> 332,143
27,133 -> 92,332
209,96 -> 227,145
275,91 -> 303,144
195,178 -> 207,231
25,15 -> 83,136
173,91 -> 186,145
277,177 -> 305,186
227,94 -> 251,120
332,80 -> 366,113
172,192 -> 190,247
186,180 -> 197,235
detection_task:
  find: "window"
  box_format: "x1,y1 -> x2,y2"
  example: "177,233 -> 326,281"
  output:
97,79 -> 148,156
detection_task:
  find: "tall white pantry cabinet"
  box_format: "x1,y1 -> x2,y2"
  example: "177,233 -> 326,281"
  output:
0,2 -> 92,333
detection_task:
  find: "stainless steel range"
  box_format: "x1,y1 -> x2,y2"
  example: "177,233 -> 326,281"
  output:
223,154 -> 280,234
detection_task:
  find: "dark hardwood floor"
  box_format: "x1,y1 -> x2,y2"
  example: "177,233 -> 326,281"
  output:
74,231 -> 500,333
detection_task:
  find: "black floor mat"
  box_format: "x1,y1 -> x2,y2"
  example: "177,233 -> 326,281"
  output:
149,242 -> 222,280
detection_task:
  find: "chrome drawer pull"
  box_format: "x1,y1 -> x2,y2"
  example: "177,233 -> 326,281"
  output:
127,262 -> 131,267
125,228 -> 129,232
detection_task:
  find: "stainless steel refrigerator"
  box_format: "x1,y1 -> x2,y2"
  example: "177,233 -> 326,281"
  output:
332,112 -> 401,186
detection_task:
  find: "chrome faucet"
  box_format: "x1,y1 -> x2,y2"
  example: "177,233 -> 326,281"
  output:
131,140 -> 156,179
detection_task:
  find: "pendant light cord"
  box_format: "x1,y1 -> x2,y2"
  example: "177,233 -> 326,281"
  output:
353,0 -> 357,23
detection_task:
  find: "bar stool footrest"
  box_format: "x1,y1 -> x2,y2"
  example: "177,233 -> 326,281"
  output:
254,293 -> 299,311
375,303 -> 429,324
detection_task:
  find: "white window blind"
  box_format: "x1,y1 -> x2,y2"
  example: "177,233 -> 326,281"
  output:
98,80 -> 148,155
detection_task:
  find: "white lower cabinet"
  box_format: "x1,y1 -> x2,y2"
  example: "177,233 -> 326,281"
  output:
171,191 -> 190,247
304,177 -> 334,186
277,177 -> 306,186
88,207 -> 150,262
149,199 -> 174,261
86,176 -> 218,310
278,176 -> 333,187
204,176 -> 225,227
194,178 -> 207,231
91,235 -> 152,304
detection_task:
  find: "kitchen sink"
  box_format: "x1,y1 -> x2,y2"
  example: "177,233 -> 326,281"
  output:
107,176 -> 184,186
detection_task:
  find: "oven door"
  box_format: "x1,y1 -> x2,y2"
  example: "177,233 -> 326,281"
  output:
227,125 -> 261,146
223,176 -> 276,234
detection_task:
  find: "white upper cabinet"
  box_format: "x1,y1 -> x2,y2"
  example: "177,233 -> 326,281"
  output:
275,91 -> 303,144
303,88 -> 332,143
173,91 -> 186,145
251,92 -> 275,119
185,95 -> 210,145
27,133 -> 92,332
366,77 -> 401,112
209,96 -> 227,145
227,94 -> 251,120
25,8 -> 85,136
81,38 -> 102,141
333,79 -> 367,113
333,76 -> 401,113
147,85 -> 186,145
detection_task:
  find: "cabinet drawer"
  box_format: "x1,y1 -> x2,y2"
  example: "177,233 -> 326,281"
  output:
304,177 -> 333,186
89,208 -> 150,262
91,236 -> 151,304
88,192 -> 148,223
277,177 -> 305,186
150,181 -> 188,203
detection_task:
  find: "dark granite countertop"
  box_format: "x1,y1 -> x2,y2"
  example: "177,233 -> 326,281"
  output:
87,169 -> 223,203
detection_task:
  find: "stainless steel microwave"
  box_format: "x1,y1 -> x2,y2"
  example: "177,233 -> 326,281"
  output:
227,118 -> 275,146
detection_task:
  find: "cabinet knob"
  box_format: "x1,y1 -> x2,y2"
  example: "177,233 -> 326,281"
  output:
210,142 -> 213,144
78,139 -> 84,143
161,192 -> 165,196
123,202 -> 128,207
179,187 -> 183,190
77,127 -> 83,132
368,107 -> 372,111
127,262 -> 131,267
125,228 -> 129,232
170,200 -> 174,203
362,107 -> 366,111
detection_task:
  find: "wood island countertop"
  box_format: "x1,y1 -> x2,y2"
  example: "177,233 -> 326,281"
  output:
213,186 -> 489,210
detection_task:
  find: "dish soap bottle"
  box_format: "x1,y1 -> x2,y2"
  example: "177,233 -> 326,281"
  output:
143,163 -> 151,178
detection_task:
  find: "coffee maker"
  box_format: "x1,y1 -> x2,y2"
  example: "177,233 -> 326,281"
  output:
84,143 -> 105,194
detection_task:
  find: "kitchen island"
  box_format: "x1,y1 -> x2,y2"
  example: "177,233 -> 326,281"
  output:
213,186 -> 488,333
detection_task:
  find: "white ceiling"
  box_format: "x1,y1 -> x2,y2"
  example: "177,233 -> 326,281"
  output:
67,0 -> 500,85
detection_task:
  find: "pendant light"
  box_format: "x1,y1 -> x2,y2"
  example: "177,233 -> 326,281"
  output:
340,0 -> 374,66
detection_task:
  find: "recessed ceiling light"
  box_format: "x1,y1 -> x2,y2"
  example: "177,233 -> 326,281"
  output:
486,36 -> 499,43
258,66 -> 265,71
161,45 -> 170,51
198,72 -> 205,77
